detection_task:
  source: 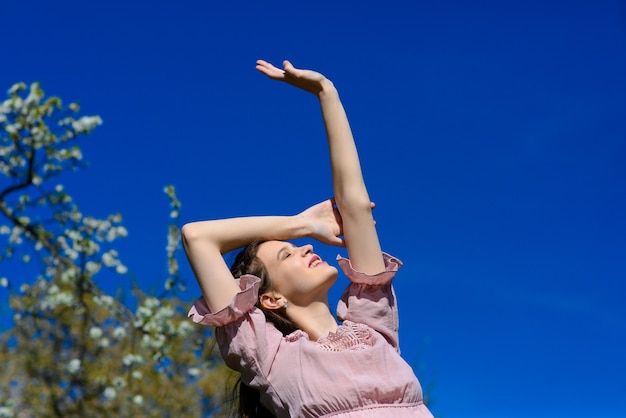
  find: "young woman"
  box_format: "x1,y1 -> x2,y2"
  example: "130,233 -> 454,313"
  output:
183,60 -> 434,418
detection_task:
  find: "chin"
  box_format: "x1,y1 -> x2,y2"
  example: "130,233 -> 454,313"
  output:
322,263 -> 338,274
326,266 -> 339,284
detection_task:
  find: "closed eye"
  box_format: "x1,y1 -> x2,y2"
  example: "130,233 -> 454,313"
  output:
277,244 -> 296,261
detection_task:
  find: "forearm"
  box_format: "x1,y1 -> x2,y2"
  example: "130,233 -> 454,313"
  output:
182,215 -> 310,254
318,82 -> 370,212
317,81 -> 385,273
182,214 -> 312,312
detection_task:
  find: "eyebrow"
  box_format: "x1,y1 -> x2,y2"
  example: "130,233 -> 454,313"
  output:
276,244 -> 296,261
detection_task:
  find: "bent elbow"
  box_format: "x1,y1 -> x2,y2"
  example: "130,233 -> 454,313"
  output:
181,222 -> 202,245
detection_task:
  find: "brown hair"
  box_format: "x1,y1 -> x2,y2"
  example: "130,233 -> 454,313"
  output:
229,241 -> 298,417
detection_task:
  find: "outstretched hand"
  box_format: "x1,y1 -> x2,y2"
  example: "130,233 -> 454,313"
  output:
256,59 -> 333,96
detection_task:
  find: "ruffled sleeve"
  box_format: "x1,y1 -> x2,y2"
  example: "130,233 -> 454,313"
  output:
188,275 -> 260,327
187,275 -> 284,391
335,253 -> 403,351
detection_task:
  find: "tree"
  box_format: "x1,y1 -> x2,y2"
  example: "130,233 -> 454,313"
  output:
0,82 -> 234,417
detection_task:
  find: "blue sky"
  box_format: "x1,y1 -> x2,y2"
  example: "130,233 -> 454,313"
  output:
1,0 -> 625,417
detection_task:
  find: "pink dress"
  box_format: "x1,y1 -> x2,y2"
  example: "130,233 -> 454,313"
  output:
188,253 -> 434,418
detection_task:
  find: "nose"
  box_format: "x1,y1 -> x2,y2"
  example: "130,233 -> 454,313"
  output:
299,244 -> 313,256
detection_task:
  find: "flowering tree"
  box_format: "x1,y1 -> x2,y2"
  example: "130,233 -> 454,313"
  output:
0,83 -> 234,417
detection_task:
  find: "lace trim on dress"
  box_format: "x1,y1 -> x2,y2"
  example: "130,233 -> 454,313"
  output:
315,321 -> 374,352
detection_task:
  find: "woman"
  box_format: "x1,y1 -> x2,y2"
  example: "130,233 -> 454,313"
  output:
183,60 -> 433,417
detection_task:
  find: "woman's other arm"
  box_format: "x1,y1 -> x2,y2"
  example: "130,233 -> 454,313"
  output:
182,200 -> 344,313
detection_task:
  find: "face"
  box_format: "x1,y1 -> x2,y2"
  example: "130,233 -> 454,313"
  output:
256,241 -> 338,307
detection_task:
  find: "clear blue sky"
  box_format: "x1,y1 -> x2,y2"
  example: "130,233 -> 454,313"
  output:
1,1 -> 625,417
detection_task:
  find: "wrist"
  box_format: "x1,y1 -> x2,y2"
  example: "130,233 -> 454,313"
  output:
317,79 -> 338,99
290,212 -> 314,238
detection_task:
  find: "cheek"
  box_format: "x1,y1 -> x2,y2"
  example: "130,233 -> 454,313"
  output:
268,264 -> 309,295
266,263 -> 295,292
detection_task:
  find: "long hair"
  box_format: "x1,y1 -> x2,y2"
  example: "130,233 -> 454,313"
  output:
229,241 -> 298,418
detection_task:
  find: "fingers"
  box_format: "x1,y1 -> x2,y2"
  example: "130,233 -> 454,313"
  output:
255,59 -> 285,80
256,59 -> 303,80
328,236 -> 346,247
282,60 -> 298,77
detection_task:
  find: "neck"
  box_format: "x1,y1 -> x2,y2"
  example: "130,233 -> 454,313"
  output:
287,300 -> 338,341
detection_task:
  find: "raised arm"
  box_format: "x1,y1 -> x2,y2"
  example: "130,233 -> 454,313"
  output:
182,200 -> 344,313
256,60 -> 385,274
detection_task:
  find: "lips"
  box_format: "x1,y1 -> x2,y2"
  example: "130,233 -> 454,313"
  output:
309,255 -> 322,268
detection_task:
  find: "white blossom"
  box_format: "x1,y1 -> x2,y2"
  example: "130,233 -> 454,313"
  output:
136,305 -> 151,320
24,82 -> 42,106
132,395 -> 144,406
89,327 -> 103,339
5,124 -> 18,135
141,333 -> 166,350
188,367 -> 200,377
60,267 -> 79,282
0,99 -> 10,114
168,259 -> 178,276
67,359 -> 81,374
177,321 -> 194,337
157,305 -> 174,318
101,252 -> 115,267
71,115 -> 102,133
103,387 -> 116,400
93,294 -> 114,307
41,290 -> 74,310
8,82 -> 26,95
11,97 -> 23,110
0,404 -> 14,418
144,297 -> 160,309
0,277 -> 8,288
64,248 -> 79,260
106,226 -> 128,242
115,264 -> 128,274
166,229 -> 179,255
123,353 -> 144,367
85,261 -> 101,274
0,408 -> 13,417
9,226 -> 24,244
113,326 -> 126,339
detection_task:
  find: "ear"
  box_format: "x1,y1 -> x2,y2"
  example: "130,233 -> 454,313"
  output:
260,291 -> 287,311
